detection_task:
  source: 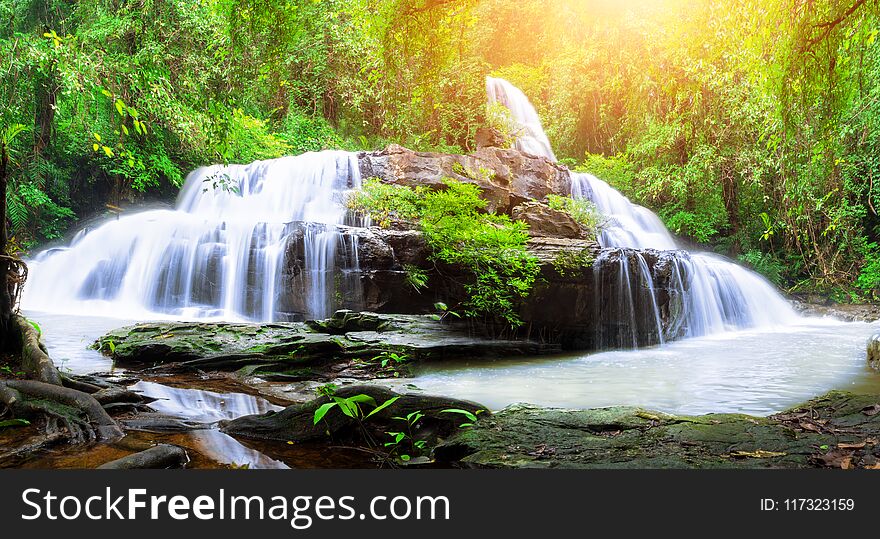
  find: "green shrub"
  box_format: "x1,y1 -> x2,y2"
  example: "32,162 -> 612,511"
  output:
346,178 -> 425,227
856,242 -> 880,296
484,101 -> 522,149
738,250 -> 785,286
420,180 -> 539,329
546,194 -> 603,239
348,178 -> 540,329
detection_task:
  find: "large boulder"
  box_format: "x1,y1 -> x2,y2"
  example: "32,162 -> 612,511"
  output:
511,201 -> 585,238
220,385 -> 488,444
434,391 -> 880,469
358,145 -> 571,214
95,311 -> 556,377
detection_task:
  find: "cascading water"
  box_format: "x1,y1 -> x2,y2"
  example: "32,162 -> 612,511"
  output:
22,151 -> 365,322
488,77 -> 800,345
486,76 -> 557,161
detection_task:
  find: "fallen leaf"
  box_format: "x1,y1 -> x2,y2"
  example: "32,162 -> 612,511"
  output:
837,441 -> 866,450
799,421 -> 822,433
840,456 -> 853,470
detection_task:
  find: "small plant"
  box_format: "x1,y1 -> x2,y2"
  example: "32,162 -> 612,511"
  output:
403,264 -> 429,292
315,382 -> 339,398
372,350 -> 410,369
385,410 -> 428,463
0,364 -> 25,377
27,319 -> 42,337
440,408 -> 483,428
485,101 -> 524,149
546,194 -> 604,236
430,301 -> 461,322
313,393 -> 401,432
202,171 -> 240,195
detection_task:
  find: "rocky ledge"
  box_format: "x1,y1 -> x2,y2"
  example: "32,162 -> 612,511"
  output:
433,391 -> 880,469
95,310 -> 558,379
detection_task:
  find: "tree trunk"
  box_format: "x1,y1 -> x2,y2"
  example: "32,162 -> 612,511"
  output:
0,139 -> 12,350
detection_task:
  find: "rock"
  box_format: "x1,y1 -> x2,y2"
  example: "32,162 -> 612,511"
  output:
359,145 -> 571,214
475,127 -> 508,150
511,201 -> 585,238
97,444 -> 189,469
434,391 -> 880,469
220,384 -> 488,444
868,333 -> 880,371
95,312 -> 557,376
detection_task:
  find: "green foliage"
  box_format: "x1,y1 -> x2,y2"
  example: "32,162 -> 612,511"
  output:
348,178 -> 539,327
430,301 -> 461,322
403,264 -> 429,292
346,178 -> 425,227
419,180 -> 539,328
546,194 -> 603,237
440,408 -> 483,428
856,243 -> 880,296
484,101 -> 521,148
552,248 -> 596,277
384,410 -> 427,463
0,419 -> 31,429
312,393 -> 401,425
738,250 -> 785,286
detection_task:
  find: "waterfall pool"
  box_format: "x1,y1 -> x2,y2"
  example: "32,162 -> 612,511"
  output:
406,316 -> 880,416
26,310 -> 880,420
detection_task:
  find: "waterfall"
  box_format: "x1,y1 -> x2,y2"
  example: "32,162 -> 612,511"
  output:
489,76 -> 799,343
22,151 -> 365,322
486,76 -> 557,161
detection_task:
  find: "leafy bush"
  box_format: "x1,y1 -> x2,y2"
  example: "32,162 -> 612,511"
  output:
546,194 -> 603,238
346,178 -> 425,227
856,242 -> 880,296
281,111 -> 345,154
420,180 -> 539,329
738,250 -> 785,286
484,101 -> 522,149
348,179 -> 540,329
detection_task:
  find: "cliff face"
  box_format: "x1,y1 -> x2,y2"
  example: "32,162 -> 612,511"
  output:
266,145 -> 689,350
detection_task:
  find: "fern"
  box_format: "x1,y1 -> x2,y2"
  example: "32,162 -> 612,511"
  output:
7,192 -> 29,232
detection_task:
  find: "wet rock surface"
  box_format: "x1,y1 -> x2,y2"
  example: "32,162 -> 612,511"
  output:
434,391 -> 880,469
96,310 -> 558,378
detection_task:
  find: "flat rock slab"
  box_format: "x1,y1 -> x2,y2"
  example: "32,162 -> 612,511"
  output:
96,311 -> 556,377
434,391 -> 880,469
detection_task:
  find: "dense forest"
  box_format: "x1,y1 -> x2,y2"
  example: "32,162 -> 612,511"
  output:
2,0 -> 880,299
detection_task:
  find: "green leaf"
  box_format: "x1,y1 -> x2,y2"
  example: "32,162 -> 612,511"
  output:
0,419 -> 30,429
365,396 -> 401,419
115,99 -> 125,116
312,402 -> 337,424
441,408 -> 478,422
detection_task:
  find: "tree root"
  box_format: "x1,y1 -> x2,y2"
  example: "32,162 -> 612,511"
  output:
13,315 -> 62,385
0,379 -> 123,443
97,444 -> 189,469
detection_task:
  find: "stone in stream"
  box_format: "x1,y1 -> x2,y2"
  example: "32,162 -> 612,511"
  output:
94,310 -> 557,377
433,391 -> 880,469
868,333 -> 880,371
220,385 -> 487,445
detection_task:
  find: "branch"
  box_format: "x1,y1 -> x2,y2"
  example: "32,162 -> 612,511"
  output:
802,0 -> 870,51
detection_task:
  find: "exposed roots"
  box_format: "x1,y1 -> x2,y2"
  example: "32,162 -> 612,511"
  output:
0,379 -> 123,443
0,314 -> 125,458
